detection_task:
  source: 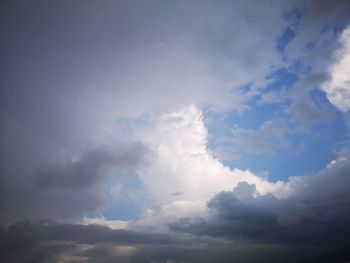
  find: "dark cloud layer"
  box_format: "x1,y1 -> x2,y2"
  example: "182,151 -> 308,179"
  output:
1,220 -> 349,263
35,143 -> 148,189
170,158 -> 350,261
0,221 -> 178,263
0,143 -> 150,221
0,221 -> 175,248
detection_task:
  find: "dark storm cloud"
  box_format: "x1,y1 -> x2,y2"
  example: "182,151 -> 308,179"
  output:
0,220 -> 329,263
2,221 -> 347,263
171,158 -> 350,247
0,221 -> 178,263
0,221 -> 176,247
0,143 -> 150,221
35,143 -> 148,189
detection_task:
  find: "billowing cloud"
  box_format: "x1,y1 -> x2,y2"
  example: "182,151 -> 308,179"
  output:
170,153 -> 350,247
110,106 -> 289,217
322,26 -> 350,112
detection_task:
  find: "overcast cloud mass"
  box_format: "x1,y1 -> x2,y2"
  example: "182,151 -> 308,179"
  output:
1,0 -> 350,262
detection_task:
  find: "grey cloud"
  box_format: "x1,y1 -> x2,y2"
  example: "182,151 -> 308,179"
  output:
0,221 -> 176,247
286,0 -> 350,66
35,143 -> 148,189
258,87 -> 289,105
281,0 -> 350,125
0,0 -> 289,123
0,143 -> 150,221
0,220 -> 333,263
0,221 -> 178,263
171,157 -> 350,248
212,120 -> 291,161
252,0 -> 350,128
130,244 -> 309,263
287,73 -> 334,126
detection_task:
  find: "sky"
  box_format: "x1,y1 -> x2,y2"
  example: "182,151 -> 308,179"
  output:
1,0 -> 350,262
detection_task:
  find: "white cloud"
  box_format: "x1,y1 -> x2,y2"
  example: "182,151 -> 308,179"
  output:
142,106 -> 289,202
322,26 -> 350,112
108,105 -> 290,229
82,216 -> 129,230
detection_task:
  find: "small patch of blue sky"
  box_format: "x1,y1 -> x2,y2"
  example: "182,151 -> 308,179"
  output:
262,67 -> 298,94
310,88 -> 335,113
332,112 -> 350,148
277,27 -> 296,52
205,68 -> 297,134
237,139 -> 334,181
289,61 -> 312,75
266,67 -> 298,85
276,8 -> 306,53
101,201 -> 142,221
261,115 -> 345,180
87,172 -> 144,220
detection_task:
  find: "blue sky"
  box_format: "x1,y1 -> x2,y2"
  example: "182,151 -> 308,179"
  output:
200,21 -> 349,183
205,65 -> 345,181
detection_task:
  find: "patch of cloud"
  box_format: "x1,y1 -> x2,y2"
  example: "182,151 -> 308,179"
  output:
212,120 -> 291,161
322,26 -> 350,112
287,73 -> 333,126
285,0 -> 350,68
35,143 -> 149,189
0,143 -> 150,221
82,216 -> 129,230
258,87 -> 289,105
